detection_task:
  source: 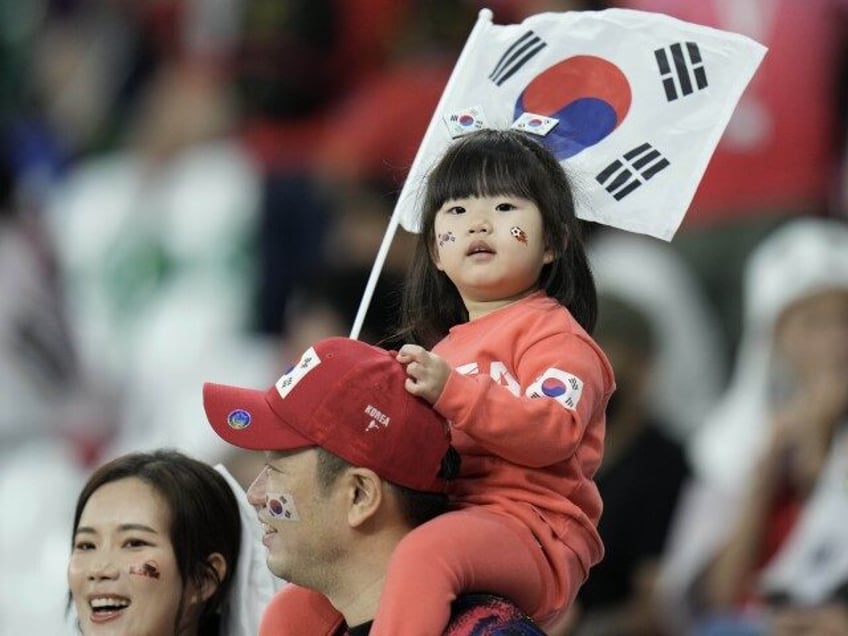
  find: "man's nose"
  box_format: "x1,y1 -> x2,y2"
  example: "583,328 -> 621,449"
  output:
246,469 -> 268,508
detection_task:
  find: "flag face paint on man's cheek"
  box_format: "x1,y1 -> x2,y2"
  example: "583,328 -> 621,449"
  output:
129,561 -> 161,579
267,493 -> 300,521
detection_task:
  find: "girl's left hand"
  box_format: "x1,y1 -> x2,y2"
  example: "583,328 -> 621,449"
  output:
396,344 -> 451,405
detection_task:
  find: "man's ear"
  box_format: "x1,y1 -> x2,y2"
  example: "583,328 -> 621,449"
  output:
346,468 -> 383,528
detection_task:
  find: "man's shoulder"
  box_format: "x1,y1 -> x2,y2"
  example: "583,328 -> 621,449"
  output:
444,594 -> 546,635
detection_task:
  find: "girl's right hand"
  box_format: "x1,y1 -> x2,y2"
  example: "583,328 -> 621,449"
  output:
395,344 -> 451,405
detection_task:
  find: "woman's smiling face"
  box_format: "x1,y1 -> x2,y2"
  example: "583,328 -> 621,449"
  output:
68,477 -> 192,635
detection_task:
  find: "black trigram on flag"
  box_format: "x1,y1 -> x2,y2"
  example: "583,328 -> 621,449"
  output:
489,31 -> 546,86
595,143 -> 670,201
654,42 -> 708,101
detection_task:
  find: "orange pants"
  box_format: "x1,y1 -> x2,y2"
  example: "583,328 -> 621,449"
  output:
261,508 -> 586,635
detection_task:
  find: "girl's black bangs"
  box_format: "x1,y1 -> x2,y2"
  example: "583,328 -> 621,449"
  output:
430,140 -> 539,207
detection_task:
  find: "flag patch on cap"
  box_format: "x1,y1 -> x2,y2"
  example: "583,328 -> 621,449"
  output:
276,346 -> 321,399
511,112 -> 559,136
443,105 -> 489,138
525,367 -> 584,410
227,409 -> 251,430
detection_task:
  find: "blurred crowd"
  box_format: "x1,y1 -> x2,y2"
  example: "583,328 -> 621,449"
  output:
0,0 -> 846,634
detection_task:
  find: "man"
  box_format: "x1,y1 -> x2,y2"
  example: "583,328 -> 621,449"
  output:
202,336 -> 545,635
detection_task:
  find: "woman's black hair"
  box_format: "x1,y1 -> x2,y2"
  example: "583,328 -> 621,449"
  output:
68,450 -> 242,635
396,129 -> 597,348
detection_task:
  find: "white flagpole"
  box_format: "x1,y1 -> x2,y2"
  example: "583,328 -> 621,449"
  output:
348,8 -> 494,340
348,211 -> 401,340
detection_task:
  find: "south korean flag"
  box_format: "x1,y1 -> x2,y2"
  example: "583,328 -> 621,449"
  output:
394,8 -> 766,241
526,368 -> 584,411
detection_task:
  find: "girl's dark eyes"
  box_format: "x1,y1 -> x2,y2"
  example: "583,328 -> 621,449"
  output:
443,202 -> 517,214
124,538 -> 151,549
74,541 -> 96,551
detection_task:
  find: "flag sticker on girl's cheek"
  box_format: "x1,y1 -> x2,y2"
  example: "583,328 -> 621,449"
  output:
438,232 -> 456,248
129,561 -> 160,579
267,493 -> 300,521
510,226 -> 528,244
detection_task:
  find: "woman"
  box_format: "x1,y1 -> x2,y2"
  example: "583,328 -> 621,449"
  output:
68,449 -> 242,635
657,218 -> 848,634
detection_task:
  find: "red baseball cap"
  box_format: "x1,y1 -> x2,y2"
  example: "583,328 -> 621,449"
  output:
203,337 -> 452,493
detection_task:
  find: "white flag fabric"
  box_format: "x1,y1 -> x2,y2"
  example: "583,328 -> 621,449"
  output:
395,8 -> 766,241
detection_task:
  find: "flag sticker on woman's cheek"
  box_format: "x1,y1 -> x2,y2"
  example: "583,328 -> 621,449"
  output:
525,368 -> 584,410
129,561 -> 160,579
267,493 -> 300,521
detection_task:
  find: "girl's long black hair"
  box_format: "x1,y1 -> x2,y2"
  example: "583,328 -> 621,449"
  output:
397,129 -> 597,348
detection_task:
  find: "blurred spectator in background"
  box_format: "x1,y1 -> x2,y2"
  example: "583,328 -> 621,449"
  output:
768,597 -> 848,636
43,58 -> 275,463
658,217 -> 848,635
250,1 -> 474,341
0,121 -> 93,636
587,230 -> 727,444
564,292 -> 691,636
310,0 -> 606,187
282,265 -> 405,358
3,0 -> 245,198
254,174 -> 414,346
236,0 -> 411,172
613,0 -> 848,364
0,127 -> 81,453
2,5 -> 273,630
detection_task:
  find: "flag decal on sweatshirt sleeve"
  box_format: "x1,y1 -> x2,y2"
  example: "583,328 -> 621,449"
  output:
655,42 -> 709,101
526,368 -> 584,411
393,8 -> 766,241
596,142 -> 670,200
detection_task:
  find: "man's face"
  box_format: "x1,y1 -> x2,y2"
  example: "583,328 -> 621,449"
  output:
246,449 -> 347,590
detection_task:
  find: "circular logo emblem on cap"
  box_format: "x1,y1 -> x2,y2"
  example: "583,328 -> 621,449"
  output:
227,409 -> 251,430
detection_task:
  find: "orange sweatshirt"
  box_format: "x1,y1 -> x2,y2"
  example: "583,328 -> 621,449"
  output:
433,291 -> 614,576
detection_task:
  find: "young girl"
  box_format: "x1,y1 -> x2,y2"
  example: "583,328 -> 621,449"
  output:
271,129 -> 614,634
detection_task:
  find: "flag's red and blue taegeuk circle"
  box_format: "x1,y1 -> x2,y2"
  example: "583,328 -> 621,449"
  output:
269,498 -> 284,516
515,55 -> 631,160
541,377 -> 568,398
